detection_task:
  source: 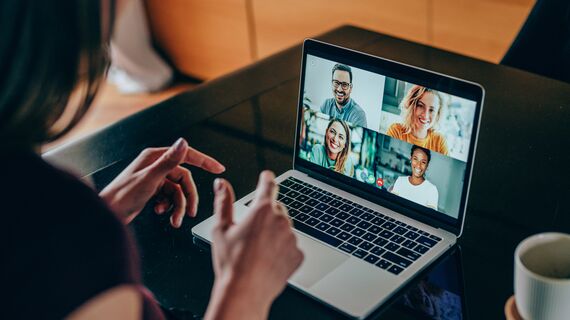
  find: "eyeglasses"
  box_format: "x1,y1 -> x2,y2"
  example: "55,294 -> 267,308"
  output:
332,80 -> 351,90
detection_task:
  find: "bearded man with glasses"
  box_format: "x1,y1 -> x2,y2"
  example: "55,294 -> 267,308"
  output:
319,64 -> 368,127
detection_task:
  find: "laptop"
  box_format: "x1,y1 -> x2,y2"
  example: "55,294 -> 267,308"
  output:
193,39 -> 484,319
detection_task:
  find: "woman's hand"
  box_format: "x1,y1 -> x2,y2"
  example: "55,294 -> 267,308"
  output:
205,171 -> 304,320
99,138 -> 225,227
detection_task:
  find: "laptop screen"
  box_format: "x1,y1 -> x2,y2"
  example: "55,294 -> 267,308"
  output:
295,40 -> 483,234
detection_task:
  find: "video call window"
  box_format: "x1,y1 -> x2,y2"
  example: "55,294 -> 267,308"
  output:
299,55 -> 478,219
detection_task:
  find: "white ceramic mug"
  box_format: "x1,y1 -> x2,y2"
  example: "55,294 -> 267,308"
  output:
515,232 -> 570,320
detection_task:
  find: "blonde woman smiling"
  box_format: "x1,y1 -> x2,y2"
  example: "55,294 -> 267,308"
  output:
387,85 -> 449,155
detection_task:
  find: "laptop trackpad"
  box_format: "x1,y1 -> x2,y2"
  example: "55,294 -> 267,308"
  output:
290,232 -> 349,288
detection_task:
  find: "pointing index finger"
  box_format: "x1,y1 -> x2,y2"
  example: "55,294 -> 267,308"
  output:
184,146 -> 226,174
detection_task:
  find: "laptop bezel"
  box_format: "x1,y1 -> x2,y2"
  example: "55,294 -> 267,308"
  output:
293,39 -> 484,237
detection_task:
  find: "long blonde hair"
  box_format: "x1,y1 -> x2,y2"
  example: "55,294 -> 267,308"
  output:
325,119 -> 352,175
400,85 -> 444,135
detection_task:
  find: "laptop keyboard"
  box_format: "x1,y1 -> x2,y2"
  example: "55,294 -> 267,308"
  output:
269,177 -> 442,275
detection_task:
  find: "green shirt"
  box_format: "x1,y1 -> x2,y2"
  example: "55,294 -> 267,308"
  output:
310,144 -> 354,177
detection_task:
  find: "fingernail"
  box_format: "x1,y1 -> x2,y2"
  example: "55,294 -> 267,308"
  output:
214,178 -> 223,192
172,138 -> 185,152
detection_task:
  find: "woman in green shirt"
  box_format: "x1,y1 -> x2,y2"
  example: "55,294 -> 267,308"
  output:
310,118 -> 354,177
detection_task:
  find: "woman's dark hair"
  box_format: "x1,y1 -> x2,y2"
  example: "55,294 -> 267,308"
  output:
411,145 -> 431,163
0,0 -> 114,148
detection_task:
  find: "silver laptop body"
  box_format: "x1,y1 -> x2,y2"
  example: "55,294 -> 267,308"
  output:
193,39 -> 484,319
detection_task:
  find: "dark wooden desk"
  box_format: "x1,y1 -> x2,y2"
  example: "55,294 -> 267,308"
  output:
44,26 -> 570,319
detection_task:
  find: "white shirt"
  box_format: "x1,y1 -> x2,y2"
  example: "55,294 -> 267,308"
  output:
391,176 -> 439,210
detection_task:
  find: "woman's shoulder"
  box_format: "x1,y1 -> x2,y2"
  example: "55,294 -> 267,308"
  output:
386,123 -> 405,137
1,151 -> 139,319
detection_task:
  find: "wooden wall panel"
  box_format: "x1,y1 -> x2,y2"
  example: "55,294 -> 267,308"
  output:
146,0 -> 252,80
432,0 -> 534,63
253,0 -> 430,59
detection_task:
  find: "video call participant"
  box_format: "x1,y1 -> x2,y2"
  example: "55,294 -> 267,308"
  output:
390,145 -> 439,210
310,118 -> 355,177
387,85 -> 448,155
320,64 -> 368,127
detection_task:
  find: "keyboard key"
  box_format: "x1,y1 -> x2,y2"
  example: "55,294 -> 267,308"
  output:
315,203 -> 330,211
340,223 -> 355,232
382,222 -> 396,230
346,216 -> 362,226
418,230 -> 430,236
373,237 -> 388,247
325,207 -> 340,215
338,232 -> 351,240
287,190 -> 300,198
364,254 -> 380,264
404,231 -> 420,240
336,212 -> 350,220
376,259 -> 391,269
357,221 -> 372,229
349,207 -> 365,217
306,217 -> 319,226
296,187 -> 311,194
316,222 -> 330,232
396,248 -> 421,261
360,212 -> 374,221
352,249 -> 367,259
293,221 -> 342,247
330,218 -> 344,227
387,265 -> 404,275
358,242 -> 373,251
290,201 -> 303,209
281,179 -> 294,187
350,228 -> 366,237
391,235 -> 406,244
339,204 -> 353,212
348,237 -> 363,246
383,251 -> 412,268
299,205 -> 312,214
296,195 -> 309,203
380,230 -> 394,239
339,243 -> 356,254
429,234 -> 442,241
417,236 -> 437,248
307,209 -> 324,218
288,209 -> 300,218
280,197 -> 294,205
371,217 -> 385,226
402,239 -> 416,249
362,233 -> 377,242
290,184 -> 304,191
371,246 -> 386,257
394,226 -> 407,235
413,244 -> 429,254
329,200 -> 343,207
306,198 -> 320,207
295,213 -> 309,222
325,227 -> 341,237
409,226 -> 419,232
384,242 -> 400,252
319,195 -> 334,203
368,226 -> 382,234
320,214 -> 334,222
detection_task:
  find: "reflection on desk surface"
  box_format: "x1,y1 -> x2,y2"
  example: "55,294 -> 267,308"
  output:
395,246 -> 465,320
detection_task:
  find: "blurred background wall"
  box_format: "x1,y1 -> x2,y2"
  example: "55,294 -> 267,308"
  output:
145,0 -> 535,80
